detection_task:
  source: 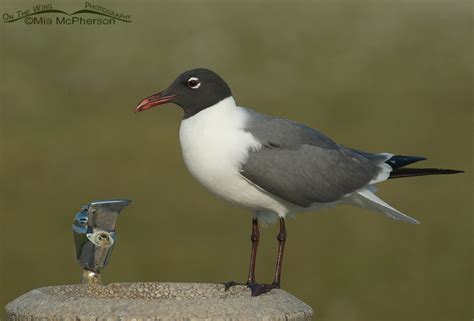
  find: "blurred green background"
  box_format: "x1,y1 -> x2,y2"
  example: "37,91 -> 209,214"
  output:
0,1 -> 472,320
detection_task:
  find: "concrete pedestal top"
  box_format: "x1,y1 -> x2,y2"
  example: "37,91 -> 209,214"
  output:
5,282 -> 313,321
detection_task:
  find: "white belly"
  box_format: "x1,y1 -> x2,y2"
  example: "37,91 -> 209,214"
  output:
179,98 -> 290,216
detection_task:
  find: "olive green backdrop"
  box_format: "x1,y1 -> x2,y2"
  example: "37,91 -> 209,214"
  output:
0,1 -> 472,320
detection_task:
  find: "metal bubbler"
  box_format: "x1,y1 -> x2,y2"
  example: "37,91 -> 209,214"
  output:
72,199 -> 131,285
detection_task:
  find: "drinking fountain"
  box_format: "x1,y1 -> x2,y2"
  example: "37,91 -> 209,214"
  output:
72,199 -> 131,284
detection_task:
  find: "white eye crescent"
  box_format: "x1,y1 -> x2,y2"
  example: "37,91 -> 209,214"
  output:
187,77 -> 201,89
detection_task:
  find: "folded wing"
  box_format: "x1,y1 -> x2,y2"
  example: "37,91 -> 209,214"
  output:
241,110 -> 388,207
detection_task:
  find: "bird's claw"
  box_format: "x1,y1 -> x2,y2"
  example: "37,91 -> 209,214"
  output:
223,280 -> 244,290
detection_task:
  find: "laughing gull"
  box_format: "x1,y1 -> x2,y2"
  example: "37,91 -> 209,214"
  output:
135,68 -> 462,296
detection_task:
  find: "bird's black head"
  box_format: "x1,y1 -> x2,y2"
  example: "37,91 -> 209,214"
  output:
135,68 -> 232,118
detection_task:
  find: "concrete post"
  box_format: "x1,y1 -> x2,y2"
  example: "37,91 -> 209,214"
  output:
6,282 -> 313,321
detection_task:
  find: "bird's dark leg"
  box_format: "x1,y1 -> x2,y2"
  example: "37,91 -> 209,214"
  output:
272,217 -> 287,286
248,217 -> 286,296
224,218 -> 260,289
247,218 -> 260,284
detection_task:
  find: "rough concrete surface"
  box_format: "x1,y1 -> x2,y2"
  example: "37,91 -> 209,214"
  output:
5,282 -> 314,321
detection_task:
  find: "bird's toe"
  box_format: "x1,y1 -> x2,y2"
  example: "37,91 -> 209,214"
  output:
248,283 -> 279,296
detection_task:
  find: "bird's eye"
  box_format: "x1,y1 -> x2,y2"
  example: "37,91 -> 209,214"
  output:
187,77 -> 201,89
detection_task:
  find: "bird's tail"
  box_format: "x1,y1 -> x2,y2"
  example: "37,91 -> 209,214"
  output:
350,155 -> 463,224
385,155 -> 464,179
354,188 -> 420,224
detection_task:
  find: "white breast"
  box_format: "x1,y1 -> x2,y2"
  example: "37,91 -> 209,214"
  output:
179,97 -> 290,216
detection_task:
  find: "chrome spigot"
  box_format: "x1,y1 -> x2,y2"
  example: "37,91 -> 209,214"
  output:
72,199 -> 131,285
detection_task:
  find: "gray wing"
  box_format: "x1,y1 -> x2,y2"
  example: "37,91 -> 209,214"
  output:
241,109 -> 385,206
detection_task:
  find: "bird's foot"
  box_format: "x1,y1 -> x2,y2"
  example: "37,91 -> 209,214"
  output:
248,283 -> 279,296
223,280 -> 245,290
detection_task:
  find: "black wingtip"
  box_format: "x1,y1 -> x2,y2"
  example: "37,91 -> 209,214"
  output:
389,167 -> 464,179
386,155 -> 427,170
440,169 -> 465,174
